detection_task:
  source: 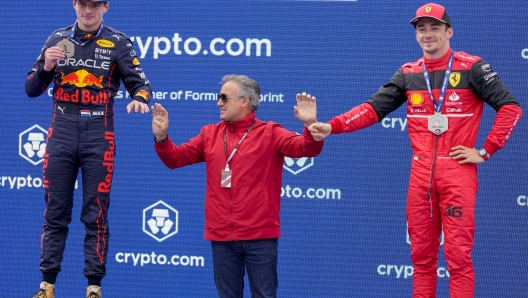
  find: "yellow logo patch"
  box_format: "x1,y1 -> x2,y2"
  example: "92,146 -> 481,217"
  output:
409,92 -> 424,106
449,72 -> 461,87
96,39 -> 115,48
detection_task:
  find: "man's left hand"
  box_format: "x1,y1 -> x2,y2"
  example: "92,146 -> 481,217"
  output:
294,92 -> 317,127
450,145 -> 486,164
127,100 -> 150,114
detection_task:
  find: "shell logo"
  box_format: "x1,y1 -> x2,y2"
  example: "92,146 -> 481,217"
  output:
132,57 -> 140,66
409,92 -> 424,106
96,39 -> 115,48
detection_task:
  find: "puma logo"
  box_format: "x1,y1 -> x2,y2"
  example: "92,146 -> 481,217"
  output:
57,106 -> 65,114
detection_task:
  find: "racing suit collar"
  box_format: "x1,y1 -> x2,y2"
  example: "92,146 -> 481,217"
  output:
423,48 -> 453,69
224,111 -> 256,133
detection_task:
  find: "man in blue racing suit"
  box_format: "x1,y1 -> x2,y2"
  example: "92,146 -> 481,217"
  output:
25,1 -> 152,297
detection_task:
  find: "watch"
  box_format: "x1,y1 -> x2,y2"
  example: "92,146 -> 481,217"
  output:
478,148 -> 488,161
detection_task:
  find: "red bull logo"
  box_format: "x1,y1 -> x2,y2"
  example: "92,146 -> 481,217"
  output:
54,87 -> 109,104
61,69 -> 104,88
135,89 -> 150,101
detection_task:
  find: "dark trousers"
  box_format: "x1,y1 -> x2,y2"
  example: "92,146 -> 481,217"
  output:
211,238 -> 278,298
40,110 -> 113,285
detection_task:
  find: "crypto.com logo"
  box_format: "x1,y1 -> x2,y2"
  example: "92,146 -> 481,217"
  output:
19,124 -> 48,165
283,157 -> 314,175
406,222 -> 444,246
143,200 -> 179,242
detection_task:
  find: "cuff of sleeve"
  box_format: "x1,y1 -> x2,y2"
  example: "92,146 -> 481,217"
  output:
37,67 -> 54,81
481,153 -> 489,161
154,136 -> 171,150
482,143 -> 496,157
327,119 -> 340,135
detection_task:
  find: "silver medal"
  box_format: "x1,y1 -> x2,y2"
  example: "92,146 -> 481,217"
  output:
428,112 -> 448,135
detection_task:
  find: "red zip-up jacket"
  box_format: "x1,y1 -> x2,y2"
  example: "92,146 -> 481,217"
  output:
155,112 -> 323,241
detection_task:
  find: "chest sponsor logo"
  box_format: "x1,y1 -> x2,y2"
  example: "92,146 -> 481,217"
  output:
409,92 -> 424,106
57,58 -> 110,70
61,69 -> 103,88
96,39 -> 115,48
446,91 -> 462,105
449,72 -> 461,87
54,87 -> 109,104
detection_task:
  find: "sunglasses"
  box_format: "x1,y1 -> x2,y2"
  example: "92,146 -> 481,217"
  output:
217,93 -> 229,103
217,93 -> 245,103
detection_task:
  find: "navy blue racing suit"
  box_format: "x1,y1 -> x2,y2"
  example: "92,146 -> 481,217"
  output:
25,23 -> 152,285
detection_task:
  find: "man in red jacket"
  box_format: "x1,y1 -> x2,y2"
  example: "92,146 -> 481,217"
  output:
308,3 -> 521,298
151,74 -> 323,298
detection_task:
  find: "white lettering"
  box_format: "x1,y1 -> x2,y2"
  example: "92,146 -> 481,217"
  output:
522,49 -> 528,59
57,58 -> 110,70
184,38 -> 201,56
153,37 -> 171,59
226,38 -> 244,56
210,38 -> 225,56
132,36 -> 153,59
518,195 -> 526,206
377,265 -> 450,278
246,38 -> 271,57
381,117 -> 407,131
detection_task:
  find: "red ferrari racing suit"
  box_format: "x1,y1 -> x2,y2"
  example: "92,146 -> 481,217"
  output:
328,49 -> 522,297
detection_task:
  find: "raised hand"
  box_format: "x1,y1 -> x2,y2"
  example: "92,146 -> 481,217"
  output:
294,92 -> 317,126
151,103 -> 169,140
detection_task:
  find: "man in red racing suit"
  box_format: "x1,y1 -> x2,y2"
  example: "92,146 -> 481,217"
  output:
25,1 -> 152,297
308,3 -> 522,298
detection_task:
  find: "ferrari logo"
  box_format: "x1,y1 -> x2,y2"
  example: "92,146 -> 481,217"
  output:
425,7 -> 432,13
449,72 -> 461,87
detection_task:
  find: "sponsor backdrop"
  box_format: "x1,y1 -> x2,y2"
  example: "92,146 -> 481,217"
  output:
1,0 -> 526,297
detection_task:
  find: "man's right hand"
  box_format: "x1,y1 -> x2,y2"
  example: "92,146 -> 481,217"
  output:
151,103 -> 169,140
43,46 -> 65,71
307,123 -> 332,141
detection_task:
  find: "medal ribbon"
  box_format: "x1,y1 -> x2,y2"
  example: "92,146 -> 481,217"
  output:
422,52 -> 454,113
224,120 -> 256,168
